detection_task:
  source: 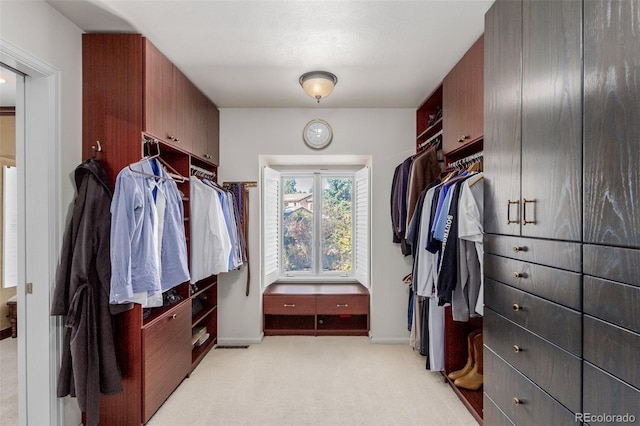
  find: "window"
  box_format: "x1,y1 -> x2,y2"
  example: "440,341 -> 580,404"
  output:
262,166 -> 369,286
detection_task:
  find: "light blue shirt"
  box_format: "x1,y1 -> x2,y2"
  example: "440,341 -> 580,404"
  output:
110,158 -> 190,306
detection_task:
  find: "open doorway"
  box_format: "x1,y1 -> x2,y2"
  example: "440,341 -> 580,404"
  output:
0,63 -> 21,426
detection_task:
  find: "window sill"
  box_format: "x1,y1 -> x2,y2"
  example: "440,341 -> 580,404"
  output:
275,276 -> 361,285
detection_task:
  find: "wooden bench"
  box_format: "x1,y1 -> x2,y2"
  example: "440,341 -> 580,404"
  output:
263,283 -> 369,336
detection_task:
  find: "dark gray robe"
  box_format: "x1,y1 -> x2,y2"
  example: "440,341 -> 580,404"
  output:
51,158 -> 131,426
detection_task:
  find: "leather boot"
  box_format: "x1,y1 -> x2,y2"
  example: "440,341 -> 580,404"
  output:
448,329 -> 481,381
454,332 -> 483,390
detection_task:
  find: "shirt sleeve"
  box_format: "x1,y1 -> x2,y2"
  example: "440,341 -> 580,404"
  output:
109,170 -> 141,304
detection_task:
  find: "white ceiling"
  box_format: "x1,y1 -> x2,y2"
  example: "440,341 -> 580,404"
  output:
47,0 -> 493,109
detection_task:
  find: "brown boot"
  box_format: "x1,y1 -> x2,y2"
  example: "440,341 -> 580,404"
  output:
454,332 -> 483,390
448,329 -> 481,380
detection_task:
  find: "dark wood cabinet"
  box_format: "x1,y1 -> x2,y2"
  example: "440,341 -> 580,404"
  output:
143,39 -> 218,164
484,0 -> 582,242
144,40 -> 176,147
484,1 -> 640,424
483,0 -> 522,237
83,33 -> 220,425
483,1 -> 584,423
443,35 -> 484,154
263,283 -> 369,336
583,0 -> 640,248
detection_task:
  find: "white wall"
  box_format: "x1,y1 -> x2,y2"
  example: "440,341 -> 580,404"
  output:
1,1 -> 83,424
219,108 -> 415,344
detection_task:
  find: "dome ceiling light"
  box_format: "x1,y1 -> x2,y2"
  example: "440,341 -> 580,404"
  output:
299,71 -> 338,103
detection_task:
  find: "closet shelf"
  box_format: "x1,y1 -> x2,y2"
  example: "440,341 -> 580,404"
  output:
417,117 -> 443,142
192,305 -> 217,328
191,279 -> 217,299
443,374 -> 483,424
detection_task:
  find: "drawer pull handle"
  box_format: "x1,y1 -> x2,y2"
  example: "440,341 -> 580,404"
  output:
513,245 -> 527,253
336,304 -> 349,308
512,303 -> 522,311
514,272 -> 525,279
507,200 -> 519,224
171,314 -> 177,319
513,397 -> 522,406
283,304 -> 296,308
513,345 -> 521,353
522,198 -> 536,225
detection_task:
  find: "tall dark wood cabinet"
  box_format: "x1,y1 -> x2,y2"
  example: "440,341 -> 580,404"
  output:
483,0 -> 583,423
484,0 -> 640,424
582,0 -> 640,419
82,33 -> 220,425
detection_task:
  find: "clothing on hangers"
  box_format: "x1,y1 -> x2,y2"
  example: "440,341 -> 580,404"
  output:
110,158 -> 190,307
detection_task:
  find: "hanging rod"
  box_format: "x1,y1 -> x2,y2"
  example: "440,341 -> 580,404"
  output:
448,150 -> 483,169
418,130 -> 443,150
190,165 -> 216,179
223,181 -> 257,188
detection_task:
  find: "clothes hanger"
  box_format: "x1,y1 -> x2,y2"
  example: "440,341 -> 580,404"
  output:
128,140 -> 186,183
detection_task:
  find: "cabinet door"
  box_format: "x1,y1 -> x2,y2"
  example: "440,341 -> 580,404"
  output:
192,93 -> 218,164
443,35 -> 484,154
206,103 -> 220,165
443,57 -> 464,153
144,40 -> 176,142
520,0 -> 582,241
143,302 -> 191,423
483,0 -> 522,236
584,0 -> 640,248
173,68 -> 195,152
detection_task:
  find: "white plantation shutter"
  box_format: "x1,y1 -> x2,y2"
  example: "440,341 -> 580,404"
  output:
262,166 -> 281,286
354,166 -> 370,287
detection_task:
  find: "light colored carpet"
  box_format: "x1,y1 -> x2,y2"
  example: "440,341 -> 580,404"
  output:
0,336 -> 18,426
148,336 -> 477,426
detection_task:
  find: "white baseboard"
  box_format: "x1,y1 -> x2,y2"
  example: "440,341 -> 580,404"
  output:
217,334 -> 264,346
369,337 -> 410,344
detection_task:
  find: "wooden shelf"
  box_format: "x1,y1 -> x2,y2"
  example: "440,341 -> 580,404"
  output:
191,335 -> 216,371
192,304 -> 216,328
417,117 -> 443,142
443,373 -> 483,424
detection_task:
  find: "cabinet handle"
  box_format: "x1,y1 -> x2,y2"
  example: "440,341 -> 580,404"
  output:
513,397 -> 522,406
336,304 -> 349,308
513,245 -> 527,253
522,198 -> 536,225
507,200 -> 519,224
170,314 -> 177,319
512,303 -> 522,311
283,304 -> 296,308
204,154 -> 211,159
457,135 -> 469,143
513,345 -> 521,353
514,272 -> 525,279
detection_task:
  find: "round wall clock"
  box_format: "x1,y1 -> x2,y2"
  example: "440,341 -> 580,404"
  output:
303,118 -> 333,149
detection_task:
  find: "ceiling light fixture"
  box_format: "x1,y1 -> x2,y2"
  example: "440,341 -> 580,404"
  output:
299,71 -> 338,103
0,78 -> 5,84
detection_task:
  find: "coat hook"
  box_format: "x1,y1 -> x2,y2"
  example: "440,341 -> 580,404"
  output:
92,141 -> 102,153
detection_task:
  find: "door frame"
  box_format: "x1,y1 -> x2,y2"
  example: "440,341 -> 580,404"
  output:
0,39 -> 64,425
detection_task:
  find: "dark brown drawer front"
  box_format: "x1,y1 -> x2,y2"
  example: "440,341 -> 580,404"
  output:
485,254 -> 582,310
584,244 -> 640,286
484,309 -> 581,412
143,302 -> 191,422
484,393 -> 516,426
584,315 -> 640,389
583,361 -> 640,424
316,295 -> 368,314
584,276 -> 640,334
263,295 -> 316,315
484,234 -> 581,272
484,347 -> 578,425
485,278 -> 581,356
